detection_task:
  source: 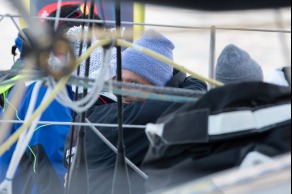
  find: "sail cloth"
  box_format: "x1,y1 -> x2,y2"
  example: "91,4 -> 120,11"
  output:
142,82 -> 291,193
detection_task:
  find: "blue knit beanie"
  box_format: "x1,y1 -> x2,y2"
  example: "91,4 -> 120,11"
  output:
121,30 -> 174,86
216,44 -> 263,85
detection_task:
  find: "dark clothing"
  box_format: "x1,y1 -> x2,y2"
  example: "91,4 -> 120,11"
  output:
0,83 -> 74,194
87,76 -> 206,194
64,73 -> 207,194
142,82 -> 291,192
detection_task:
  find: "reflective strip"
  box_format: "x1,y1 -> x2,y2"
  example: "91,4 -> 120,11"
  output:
0,75 -> 22,94
209,104 -> 291,135
146,123 -> 165,145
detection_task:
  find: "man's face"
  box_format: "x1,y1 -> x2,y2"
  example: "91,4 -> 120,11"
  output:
120,70 -> 153,104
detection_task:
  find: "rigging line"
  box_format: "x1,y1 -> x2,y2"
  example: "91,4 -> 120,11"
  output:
0,75 -> 9,83
5,98 -> 52,174
99,0 -> 107,27
5,100 -> 23,121
0,76 -> 203,104
8,15 -> 21,32
0,76 -> 43,87
85,119 -> 148,180
1,68 -> 203,103
110,81 -> 205,97
0,67 -> 32,145
3,81 -> 43,194
0,120 -> 147,129
27,145 -> 37,173
13,15 -> 291,34
275,9 -> 292,65
0,73 -> 202,101
9,0 -> 48,48
54,0 -> 63,31
68,1 -> 97,193
109,88 -> 199,103
112,0 -> 132,193
0,15 -> 4,22
3,14 -> 291,33
68,78 -> 203,102
0,69 -> 42,75
28,124 -> 52,174
81,0 -> 95,100
66,0 -> 89,192
69,76 -> 205,97
0,72 -> 37,83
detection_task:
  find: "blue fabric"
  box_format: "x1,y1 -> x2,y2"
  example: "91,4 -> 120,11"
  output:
15,36 -> 23,53
121,30 -> 174,86
0,83 -> 73,194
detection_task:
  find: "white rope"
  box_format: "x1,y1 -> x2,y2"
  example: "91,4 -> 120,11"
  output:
54,0 -> 63,31
0,81 -> 45,194
85,119 -> 148,179
0,120 -> 147,129
0,14 -> 291,34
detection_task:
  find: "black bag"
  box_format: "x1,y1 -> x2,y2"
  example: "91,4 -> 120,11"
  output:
142,82 -> 291,193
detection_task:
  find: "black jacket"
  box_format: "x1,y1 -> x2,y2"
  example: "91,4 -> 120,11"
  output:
142,82 -> 291,193
64,72 -> 207,194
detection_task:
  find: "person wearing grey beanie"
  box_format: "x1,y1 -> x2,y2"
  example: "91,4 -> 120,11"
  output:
216,44 -> 264,85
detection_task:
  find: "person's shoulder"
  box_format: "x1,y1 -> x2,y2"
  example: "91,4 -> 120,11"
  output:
183,77 -> 208,92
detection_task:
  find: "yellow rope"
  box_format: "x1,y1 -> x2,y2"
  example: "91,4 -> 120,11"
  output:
0,37 -> 222,156
117,39 -> 224,87
0,39 -> 111,156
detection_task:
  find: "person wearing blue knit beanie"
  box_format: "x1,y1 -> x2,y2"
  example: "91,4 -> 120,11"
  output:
119,29 -> 174,87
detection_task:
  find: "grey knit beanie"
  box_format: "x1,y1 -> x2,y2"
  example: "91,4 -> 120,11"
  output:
216,44 -> 263,85
120,29 -> 174,86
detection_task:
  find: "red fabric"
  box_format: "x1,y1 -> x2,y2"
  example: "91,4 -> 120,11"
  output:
99,96 -> 108,104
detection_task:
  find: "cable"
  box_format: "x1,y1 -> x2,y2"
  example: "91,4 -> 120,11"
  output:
5,99 -> 52,175
67,1 -> 94,193
66,1 -> 89,192
3,15 -> 289,34
0,120 -> 146,129
54,0 -> 63,31
68,76 -> 205,97
109,87 -> 199,103
0,81 -> 43,194
0,67 -> 31,145
112,0 -> 132,193
49,47 -> 113,112
111,81 -> 205,97
85,119 -> 148,179
5,81 -> 42,178
0,76 -> 22,98
0,74 -> 42,87
99,0 -> 107,27
1,73 -> 202,104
